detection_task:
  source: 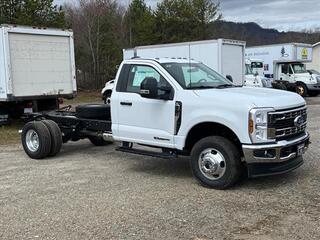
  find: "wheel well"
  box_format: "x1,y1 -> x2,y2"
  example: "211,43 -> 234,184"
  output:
184,122 -> 243,155
103,90 -> 112,96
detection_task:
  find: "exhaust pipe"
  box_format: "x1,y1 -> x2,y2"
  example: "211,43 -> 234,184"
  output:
103,132 -> 114,142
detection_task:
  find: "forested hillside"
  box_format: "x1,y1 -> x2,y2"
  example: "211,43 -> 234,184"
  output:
209,21 -> 320,46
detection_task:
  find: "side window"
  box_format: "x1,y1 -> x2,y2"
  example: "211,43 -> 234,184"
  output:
281,64 -> 288,74
126,65 -> 171,95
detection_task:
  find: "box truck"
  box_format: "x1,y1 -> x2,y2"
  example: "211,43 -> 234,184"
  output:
246,43 -> 320,96
0,25 -> 77,124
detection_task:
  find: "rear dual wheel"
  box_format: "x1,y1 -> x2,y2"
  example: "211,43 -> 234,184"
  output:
22,120 -> 62,159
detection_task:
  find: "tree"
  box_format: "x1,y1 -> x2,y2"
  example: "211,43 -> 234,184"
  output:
125,0 -> 157,47
0,0 -> 65,28
155,0 -> 221,43
65,0 -> 126,89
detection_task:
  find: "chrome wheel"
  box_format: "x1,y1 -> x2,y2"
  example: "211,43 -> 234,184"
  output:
25,129 -> 39,152
198,148 -> 226,180
296,86 -> 304,96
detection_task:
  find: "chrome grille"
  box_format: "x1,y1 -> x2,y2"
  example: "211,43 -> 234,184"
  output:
268,106 -> 307,140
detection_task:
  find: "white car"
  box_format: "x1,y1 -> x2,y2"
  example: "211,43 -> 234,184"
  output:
101,80 -> 115,104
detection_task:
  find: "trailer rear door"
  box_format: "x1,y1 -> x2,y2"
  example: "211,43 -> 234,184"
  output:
221,43 -> 244,85
8,31 -> 74,97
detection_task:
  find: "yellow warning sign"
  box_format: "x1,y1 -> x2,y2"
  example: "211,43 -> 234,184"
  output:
301,48 -> 308,59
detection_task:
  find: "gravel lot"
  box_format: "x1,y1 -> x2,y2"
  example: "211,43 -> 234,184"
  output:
0,98 -> 319,240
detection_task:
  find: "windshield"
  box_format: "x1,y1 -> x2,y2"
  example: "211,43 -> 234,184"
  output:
292,63 -> 307,73
251,62 -> 263,68
245,64 -> 253,75
161,62 -> 233,89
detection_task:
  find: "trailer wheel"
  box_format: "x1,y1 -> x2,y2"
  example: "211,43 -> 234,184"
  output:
21,121 -> 52,159
296,83 -> 307,97
190,136 -> 242,189
88,136 -> 112,146
42,120 -> 62,157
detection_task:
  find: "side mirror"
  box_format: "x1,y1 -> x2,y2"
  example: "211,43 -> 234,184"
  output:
140,77 -> 158,99
254,72 -> 259,77
226,75 -> 233,82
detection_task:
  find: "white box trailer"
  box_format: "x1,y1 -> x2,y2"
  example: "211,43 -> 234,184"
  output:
123,39 -> 246,86
0,25 -> 76,122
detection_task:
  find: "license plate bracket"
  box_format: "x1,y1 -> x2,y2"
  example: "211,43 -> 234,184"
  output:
297,144 -> 305,156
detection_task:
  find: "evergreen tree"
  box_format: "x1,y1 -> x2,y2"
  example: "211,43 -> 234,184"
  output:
0,0 -> 65,28
125,0 -> 157,47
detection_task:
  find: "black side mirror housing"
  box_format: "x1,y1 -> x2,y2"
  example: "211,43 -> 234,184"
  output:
140,77 -> 158,99
226,75 -> 233,82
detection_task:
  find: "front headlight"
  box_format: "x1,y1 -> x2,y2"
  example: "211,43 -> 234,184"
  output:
249,108 -> 275,143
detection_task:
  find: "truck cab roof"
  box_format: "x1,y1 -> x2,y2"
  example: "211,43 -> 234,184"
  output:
124,57 -> 200,64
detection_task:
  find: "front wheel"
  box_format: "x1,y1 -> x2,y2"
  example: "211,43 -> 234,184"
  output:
190,136 -> 242,189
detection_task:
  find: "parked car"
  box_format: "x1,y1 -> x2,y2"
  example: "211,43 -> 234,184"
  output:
21,58 -> 310,189
101,80 -> 115,104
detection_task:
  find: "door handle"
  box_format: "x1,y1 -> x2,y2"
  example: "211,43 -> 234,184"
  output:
120,101 -> 132,106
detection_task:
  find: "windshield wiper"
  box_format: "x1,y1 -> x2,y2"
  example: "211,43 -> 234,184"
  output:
188,86 -> 216,89
216,84 -> 234,89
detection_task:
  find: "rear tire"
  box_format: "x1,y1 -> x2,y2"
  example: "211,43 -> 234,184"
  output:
42,120 -> 62,157
190,136 -> 242,189
21,121 -> 52,159
88,136 -> 112,146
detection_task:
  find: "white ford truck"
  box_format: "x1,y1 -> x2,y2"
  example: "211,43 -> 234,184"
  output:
21,58 -> 310,189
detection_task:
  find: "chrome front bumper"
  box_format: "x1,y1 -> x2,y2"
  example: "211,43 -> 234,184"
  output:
242,132 -> 310,164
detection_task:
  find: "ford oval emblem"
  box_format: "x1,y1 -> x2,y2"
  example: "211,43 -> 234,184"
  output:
294,116 -> 304,127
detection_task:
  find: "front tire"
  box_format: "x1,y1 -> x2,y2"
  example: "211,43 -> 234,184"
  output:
21,121 -> 52,159
190,136 -> 242,189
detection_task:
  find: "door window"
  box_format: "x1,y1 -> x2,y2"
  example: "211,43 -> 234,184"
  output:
281,64 -> 288,74
126,65 -> 172,96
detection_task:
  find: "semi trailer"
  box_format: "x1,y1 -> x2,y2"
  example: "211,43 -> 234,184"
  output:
0,25 -> 77,124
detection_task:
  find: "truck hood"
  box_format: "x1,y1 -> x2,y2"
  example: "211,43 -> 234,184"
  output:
193,87 -> 305,110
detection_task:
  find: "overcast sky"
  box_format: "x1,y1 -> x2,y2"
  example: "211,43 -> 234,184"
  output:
55,0 -> 320,32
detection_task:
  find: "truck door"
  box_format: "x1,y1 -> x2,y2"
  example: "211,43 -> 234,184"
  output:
113,63 -> 176,148
280,64 -> 295,82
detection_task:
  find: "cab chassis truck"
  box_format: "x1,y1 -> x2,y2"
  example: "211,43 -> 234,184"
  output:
21,58 -> 310,189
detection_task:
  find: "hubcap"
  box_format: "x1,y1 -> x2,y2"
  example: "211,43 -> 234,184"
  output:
297,86 -> 304,96
198,148 -> 226,180
25,129 -> 40,152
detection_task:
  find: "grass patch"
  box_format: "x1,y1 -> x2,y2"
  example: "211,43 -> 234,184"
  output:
64,91 -> 102,105
0,120 -> 23,145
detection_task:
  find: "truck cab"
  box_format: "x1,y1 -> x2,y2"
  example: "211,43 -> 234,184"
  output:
249,58 -> 264,77
276,62 -> 320,96
21,58 -> 310,189
245,60 -> 271,87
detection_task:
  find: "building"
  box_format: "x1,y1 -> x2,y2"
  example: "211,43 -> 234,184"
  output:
307,42 -> 320,72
